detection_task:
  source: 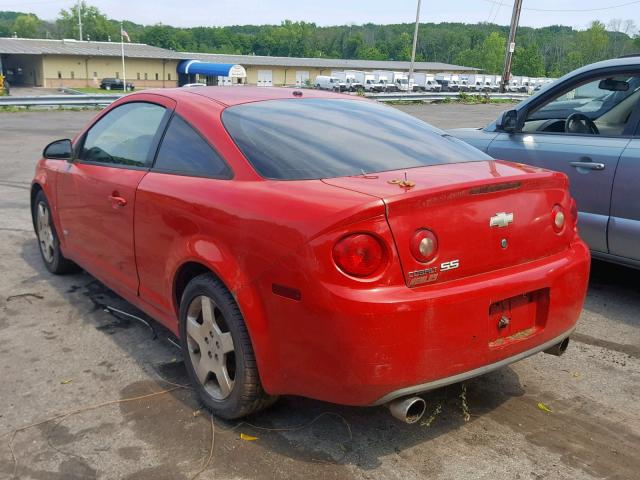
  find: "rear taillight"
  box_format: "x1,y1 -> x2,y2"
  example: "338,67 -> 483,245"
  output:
333,233 -> 385,277
410,229 -> 438,263
569,198 -> 578,228
551,205 -> 565,233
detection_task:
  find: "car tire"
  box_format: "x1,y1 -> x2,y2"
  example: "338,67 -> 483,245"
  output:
179,273 -> 276,419
33,190 -> 79,275
105,85 -> 111,90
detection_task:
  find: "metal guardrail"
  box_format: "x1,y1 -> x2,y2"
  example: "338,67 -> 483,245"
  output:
365,92 -> 530,101
0,94 -> 123,107
0,91 -> 530,107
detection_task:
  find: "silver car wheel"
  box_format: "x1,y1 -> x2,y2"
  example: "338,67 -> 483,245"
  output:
186,295 -> 236,400
36,202 -> 55,263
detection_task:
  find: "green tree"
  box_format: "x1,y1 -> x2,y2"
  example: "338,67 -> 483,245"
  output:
56,2 -> 116,41
513,44 -> 545,76
455,31 -> 505,73
12,14 -> 40,38
575,21 -> 609,65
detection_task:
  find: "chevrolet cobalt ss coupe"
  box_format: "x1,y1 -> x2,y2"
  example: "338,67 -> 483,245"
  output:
32,87 -> 590,422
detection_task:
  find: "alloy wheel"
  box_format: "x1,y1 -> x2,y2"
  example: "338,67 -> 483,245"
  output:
36,202 -> 55,263
186,295 -> 236,400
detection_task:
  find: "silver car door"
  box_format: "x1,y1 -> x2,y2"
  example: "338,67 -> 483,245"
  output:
609,138 -> 640,261
488,133 -> 628,253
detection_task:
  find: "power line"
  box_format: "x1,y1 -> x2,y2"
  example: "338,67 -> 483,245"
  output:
491,0 -> 504,23
482,0 -> 640,13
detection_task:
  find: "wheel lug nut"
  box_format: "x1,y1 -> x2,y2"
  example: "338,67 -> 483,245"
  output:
216,341 -> 220,348
204,337 -> 209,343
208,351 -> 212,358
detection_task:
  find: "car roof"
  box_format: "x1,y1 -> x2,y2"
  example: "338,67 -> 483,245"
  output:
565,55 -> 640,77
134,86 -> 356,107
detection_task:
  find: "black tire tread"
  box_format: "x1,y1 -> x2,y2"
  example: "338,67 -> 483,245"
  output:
180,273 -> 277,419
33,190 -> 79,275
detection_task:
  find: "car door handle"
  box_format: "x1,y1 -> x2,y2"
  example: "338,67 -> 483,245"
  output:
108,194 -> 127,207
570,161 -> 605,170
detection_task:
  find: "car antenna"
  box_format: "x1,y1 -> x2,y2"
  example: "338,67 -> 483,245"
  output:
358,168 -> 378,179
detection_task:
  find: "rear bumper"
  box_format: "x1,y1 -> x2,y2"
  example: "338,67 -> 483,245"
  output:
371,328 -> 573,405
259,240 -> 590,406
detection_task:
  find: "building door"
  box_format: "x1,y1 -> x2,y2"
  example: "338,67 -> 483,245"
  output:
257,70 -> 273,87
295,71 -> 309,86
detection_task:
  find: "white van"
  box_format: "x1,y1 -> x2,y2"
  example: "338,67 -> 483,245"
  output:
315,76 -> 343,91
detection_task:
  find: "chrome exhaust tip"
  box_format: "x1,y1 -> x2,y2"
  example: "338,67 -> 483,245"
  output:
544,337 -> 570,356
387,396 -> 427,424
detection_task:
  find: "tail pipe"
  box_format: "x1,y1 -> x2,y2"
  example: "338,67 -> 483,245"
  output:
387,396 -> 426,424
544,337 -> 570,356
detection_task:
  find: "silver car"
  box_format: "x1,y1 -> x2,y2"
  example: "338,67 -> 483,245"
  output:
450,56 -> 640,269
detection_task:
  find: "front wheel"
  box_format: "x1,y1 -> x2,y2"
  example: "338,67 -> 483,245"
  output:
33,190 -> 78,274
179,273 -> 276,419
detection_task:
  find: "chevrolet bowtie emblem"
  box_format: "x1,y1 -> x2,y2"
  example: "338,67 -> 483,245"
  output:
490,212 -> 514,228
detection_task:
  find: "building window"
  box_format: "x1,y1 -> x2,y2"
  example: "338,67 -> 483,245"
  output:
115,72 -> 120,79
70,71 -> 74,79
155,73 -> 159,81
57,71 -> 62,79
137,73 -> 140,80
168,73 -> 171,81
144,73 -> 148,80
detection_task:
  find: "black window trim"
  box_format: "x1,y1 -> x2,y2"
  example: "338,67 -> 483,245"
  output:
74,100 -> 173,171
150,112 -> 234,180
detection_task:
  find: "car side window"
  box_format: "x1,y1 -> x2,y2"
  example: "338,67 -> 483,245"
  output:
154,115 -> 232,178
524,75 -> 640,136
80,102 -> 166,167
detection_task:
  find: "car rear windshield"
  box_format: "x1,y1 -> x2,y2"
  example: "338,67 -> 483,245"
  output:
221,98 -> 490,180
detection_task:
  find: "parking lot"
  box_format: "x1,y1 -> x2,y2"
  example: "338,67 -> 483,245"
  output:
0,105 -> 638,480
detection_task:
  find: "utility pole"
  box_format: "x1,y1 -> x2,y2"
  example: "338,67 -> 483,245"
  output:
408,0 -> 422,90
77,0 -> 83,41
500,0 -> 523,93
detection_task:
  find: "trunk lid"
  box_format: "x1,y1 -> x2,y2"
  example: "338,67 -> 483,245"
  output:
322,160 -> 574,287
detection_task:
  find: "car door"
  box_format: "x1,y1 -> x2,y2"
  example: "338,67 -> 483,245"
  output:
488,73 -> 640,253
609,131 -> 640,262
56,96 -> 174,295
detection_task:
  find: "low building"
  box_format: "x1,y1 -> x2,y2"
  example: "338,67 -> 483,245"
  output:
0,37 -> 478,89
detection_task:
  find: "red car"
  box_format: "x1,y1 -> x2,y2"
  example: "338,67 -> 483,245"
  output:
32,87 -> 590,423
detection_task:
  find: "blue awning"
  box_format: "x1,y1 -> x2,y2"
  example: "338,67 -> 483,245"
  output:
177,60 -> 246,78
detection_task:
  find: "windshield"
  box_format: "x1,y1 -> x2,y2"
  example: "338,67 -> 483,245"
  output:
529,75 -> 640,122
222,98 -> 489,180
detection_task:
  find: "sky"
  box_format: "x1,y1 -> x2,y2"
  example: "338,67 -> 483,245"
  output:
0,0 -> 639,31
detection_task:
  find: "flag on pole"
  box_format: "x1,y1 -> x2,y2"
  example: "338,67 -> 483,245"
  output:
121,29 -> 130,42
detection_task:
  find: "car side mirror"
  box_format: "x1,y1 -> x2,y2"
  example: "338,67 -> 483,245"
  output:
497,109 -> 519,133
43,139 -> 73,160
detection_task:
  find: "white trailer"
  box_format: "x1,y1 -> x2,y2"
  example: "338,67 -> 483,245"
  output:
332,70 -> 364,92
435,73 -> 460,92
364,73 -> 384,92
412,73 -> 441,92
372,70 -> 397,92
344,70 -> 366,91
391,71 -> 410,92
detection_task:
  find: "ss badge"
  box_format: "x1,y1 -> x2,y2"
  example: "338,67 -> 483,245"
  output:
440,259 -> 460,271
